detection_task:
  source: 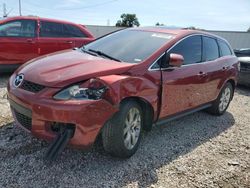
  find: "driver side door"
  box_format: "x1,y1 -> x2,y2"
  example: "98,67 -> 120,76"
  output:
159,35 -> 208,118
0,19 -> 38,65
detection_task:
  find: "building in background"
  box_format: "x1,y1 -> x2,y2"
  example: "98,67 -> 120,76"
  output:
85,25 -> 250,50
208,30 -> 250,49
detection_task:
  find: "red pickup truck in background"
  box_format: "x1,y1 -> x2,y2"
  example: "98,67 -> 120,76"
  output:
0,16 -> 95,72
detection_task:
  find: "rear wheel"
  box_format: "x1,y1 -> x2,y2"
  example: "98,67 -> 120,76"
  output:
102,100 -> 143,158
207,82 -> 233,116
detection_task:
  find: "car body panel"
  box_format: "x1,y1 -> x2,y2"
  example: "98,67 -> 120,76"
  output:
8,73 -> 118,147
0,36 -> 38,65
18,50 -> 135,87
98,75 -> 160,119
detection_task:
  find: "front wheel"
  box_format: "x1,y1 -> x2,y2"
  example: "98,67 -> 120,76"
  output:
207,82 -> 233,116
102,101 -> 143,158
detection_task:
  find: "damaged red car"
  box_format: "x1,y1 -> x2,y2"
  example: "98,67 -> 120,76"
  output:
8,27 -> 238,160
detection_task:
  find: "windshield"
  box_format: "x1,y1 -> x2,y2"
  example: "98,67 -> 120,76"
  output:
84,29 -> 174,63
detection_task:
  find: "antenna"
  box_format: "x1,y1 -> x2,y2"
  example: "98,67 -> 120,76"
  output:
19,0 -> 22,16
3,3 -> 7,17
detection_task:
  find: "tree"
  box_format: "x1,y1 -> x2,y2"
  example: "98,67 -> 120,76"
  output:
155,22 -> 164,26
186,26 -> 197,30
116,14 -> 140,27
184,26 -> 205,31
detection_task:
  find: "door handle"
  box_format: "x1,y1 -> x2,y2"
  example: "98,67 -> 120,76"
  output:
222,66 -> 229,70
65,41 -> 73,44
26,39 -> 35,44
197,71 -> 207,77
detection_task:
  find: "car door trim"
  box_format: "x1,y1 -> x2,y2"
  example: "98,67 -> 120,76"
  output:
156,103 -> 212,126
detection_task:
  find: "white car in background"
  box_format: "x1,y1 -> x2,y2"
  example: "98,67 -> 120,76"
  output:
234,49 -> 250,87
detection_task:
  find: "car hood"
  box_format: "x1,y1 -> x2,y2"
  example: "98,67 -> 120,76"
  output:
18,50 -> 135,87
238,57 -> 250,63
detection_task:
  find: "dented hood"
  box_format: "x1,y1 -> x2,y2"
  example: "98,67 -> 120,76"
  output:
18,50 -> 134,88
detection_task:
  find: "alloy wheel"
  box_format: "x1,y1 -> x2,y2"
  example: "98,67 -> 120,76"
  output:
219,87 -> 231,112
123,107 -> 141,150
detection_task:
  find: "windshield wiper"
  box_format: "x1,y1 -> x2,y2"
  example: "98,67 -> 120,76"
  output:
80,46 -> 98,57
88,49 -> 121,62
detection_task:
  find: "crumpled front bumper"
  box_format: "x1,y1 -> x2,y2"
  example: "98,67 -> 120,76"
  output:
8,76 -> 118,148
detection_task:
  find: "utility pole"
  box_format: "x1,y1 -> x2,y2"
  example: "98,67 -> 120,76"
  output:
3,3 -> 7,17
19,0 -> 22,16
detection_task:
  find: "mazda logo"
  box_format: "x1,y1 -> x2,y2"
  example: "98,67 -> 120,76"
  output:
13,74 -> 24,88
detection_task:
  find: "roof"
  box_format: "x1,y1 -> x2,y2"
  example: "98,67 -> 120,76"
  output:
0,16 -> 83,26
130,26 -> 228,42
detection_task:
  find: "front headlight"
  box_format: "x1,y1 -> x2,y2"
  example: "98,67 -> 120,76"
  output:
53,79 -> 107,100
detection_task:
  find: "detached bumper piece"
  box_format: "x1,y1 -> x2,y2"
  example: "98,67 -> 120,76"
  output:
45,123 -> 75,161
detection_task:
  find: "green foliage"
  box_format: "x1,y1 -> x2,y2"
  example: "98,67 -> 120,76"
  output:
116,14 -> 140,27
155,22 -> 164,26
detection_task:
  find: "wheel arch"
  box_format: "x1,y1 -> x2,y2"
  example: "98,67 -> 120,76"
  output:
120,96 -> 154,131
216,78 -> 236,101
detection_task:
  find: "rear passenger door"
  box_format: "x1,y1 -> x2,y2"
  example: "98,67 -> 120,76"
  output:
38,21 -> 75,55
201,36 -> 222,102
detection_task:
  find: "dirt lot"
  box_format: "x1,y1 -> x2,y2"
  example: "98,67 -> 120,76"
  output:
0,74 -> 249,188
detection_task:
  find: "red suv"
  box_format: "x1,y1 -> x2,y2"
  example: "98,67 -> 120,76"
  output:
0,16 -> 94,72
8,28 -> 238,160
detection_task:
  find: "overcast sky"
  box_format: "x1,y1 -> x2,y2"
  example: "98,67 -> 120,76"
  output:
1,0 -> 250,31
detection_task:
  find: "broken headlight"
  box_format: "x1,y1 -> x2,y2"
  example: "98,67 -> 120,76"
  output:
53,79 -> 108,100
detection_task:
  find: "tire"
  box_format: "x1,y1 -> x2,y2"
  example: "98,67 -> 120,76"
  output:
102,100 -> 143,158
207,82 -> 233,116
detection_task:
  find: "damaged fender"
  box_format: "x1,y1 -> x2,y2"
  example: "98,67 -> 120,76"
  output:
97,75 -> 159,120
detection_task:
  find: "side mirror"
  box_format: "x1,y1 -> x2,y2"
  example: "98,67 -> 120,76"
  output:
169,53 -> 184,67
160,53 -> 184,69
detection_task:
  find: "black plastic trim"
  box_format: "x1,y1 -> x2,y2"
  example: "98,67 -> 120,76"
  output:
9,99 -> 32,118
156,103 -> 212,126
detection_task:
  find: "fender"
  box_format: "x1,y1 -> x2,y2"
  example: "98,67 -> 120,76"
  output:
215,63 -> 238,100
97,74 -> 159,117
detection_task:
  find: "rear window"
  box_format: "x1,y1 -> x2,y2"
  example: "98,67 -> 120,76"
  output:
203,36 -> 219,61
40,21 -> 86,38
218,40 -> 232,57
63,24 -> 86,37
40,21 -> 63,37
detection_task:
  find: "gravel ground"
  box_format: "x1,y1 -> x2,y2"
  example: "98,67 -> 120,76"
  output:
0,74 -> 249,188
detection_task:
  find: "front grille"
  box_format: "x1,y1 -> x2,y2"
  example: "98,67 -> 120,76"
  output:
14,109 -> 32,130
20,80 -> 45,93
240,62 -> 250,72
9,99 -> 32,131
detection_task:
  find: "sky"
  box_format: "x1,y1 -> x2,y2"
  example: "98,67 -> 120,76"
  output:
0,0 -> 250,31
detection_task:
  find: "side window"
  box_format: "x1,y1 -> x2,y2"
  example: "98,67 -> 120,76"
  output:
218,40 -> 232,57
203,36 -> 219,61
169,35 -> 202,65
150,55 -> 164,70
0,20 -> 36,37
40,21 -> 64,37
63,24 -> 87,37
